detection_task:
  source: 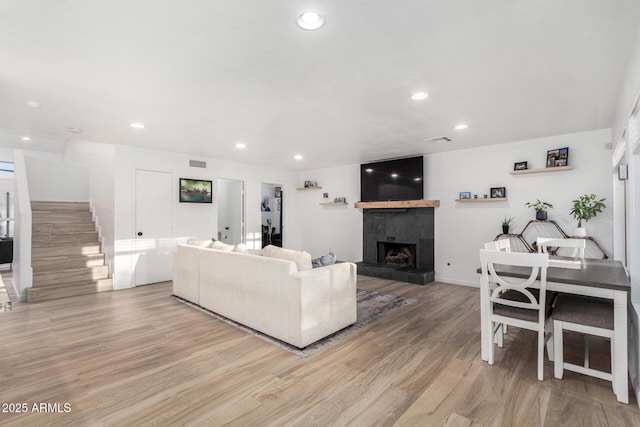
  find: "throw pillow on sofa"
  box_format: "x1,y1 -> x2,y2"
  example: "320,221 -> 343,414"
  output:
263,245 -> 312,271
312,251 -> 336,268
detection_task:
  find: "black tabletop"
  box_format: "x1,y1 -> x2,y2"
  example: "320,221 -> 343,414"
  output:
478,257 -> 630,292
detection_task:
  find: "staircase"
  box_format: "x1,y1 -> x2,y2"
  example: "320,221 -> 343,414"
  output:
28,201 -> 113,302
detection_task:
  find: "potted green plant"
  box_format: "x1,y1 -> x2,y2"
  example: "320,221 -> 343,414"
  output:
569,194 -> 606,237
501,216 -> 514,234
525,199 -> 553,220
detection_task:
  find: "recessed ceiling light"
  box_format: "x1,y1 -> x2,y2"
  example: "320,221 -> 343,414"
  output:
414,177 -> 422,181
454,124 -> 468,130
26,100 -> 41,109
391,173 -> 398,178
21,136 -> 31,142
296,11 -> 325,30
365,168 -> 373,173
411,92 -> 429,101
67,127 -> 84,134
294,154 -> 303,160
129,122 -> 145,129
235,142 -> 246,149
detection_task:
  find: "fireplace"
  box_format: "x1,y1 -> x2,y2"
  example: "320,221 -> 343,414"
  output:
357,205 -> 435,285
378,242 -> 416,268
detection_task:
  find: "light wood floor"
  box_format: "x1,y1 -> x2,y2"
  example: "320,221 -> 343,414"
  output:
0,272 -> 638,426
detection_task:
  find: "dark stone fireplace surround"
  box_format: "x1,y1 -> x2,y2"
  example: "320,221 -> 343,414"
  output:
357,206 -> 435,285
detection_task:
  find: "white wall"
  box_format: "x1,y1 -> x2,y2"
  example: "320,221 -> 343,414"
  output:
297,165 -> 362,260
296,129 -> 613,285
63,140 -> 116,275
112,145 -> 299,290
611,24 -> 640,406
25,154 -> 89,202
427,129 -> 612,286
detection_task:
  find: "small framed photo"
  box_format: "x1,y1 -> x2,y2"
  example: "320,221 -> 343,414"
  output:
459,192 -> 471,199
514,161 -> 528,171
547,147 -> 569,167
304,181 -> 311,188
274,186 -> 281,198
309,181 -> 318,188
323,192 -> 329,199
490,187 -> 506,198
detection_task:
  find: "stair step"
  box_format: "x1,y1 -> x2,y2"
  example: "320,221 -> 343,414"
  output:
26,279 -> 113,303
32,212 -> 93,224
31,201 -> 90,212
32,244 -> 101,259
32,231 -> 99,245
32,254 -> 105,271
32,222 -> 96,233
33,266 -> 109,287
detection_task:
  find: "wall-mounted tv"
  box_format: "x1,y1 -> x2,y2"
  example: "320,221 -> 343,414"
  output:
179,178 -> 213,203
360,156 -> 424,202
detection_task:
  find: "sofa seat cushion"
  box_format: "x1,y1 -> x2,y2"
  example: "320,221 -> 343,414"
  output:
263,245 -> 312,271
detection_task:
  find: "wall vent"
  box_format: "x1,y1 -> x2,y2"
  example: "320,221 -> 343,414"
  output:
424,136 -> 452,144
189,160 -> 207,168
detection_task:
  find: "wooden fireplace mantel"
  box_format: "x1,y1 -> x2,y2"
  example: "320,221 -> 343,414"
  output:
354,200 -> 440,209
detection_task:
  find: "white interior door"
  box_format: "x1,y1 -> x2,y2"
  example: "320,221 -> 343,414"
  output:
135,169 -> 174,286
217,178 -> 244,244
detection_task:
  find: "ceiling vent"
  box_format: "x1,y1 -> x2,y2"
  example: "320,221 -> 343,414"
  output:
189,160 -> 207,168
425,136 -> 452,144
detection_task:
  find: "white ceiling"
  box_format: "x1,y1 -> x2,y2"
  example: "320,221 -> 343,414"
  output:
1,1 -> 639,170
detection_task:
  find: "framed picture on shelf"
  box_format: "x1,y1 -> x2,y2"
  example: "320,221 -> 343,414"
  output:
459,191 -> 471,199
309,181 -> 318,188
304,181 -> 310,188
490,187 -> 506,198
514,161 -> 528,171
546,147 -> 569,167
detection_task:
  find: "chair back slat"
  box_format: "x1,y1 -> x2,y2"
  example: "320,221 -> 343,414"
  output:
537,237 -> 585,259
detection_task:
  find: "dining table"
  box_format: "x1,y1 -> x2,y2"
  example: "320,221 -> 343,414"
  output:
478,257 -> 630,404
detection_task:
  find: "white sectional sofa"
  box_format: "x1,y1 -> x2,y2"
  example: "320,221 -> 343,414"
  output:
173,242 -> 357,348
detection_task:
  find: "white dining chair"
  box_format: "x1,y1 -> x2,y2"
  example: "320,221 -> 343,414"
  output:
479,249 -> 551,381
485,239 -> 511,252
552,294 -> 616,390
537,237 -> 586,259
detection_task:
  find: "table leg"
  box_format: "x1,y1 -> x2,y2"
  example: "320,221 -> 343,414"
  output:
480,286 -> 489,361
613,292 -> 628,404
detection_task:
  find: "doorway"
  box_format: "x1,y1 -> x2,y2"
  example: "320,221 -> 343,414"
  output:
134,169 -> 174,286
217,178 -> 245,245
261,183 -> 283,248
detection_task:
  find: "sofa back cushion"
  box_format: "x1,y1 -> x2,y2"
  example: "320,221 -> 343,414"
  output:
186,238 -> 212,248
263,245 -> 312,271
210,240 -> 235,251
234,243 -> 264,256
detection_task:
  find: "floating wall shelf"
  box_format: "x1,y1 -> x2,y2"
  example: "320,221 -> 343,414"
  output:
354,200 -> 440,209
319,202 -> 347,206
296,186 -> 323,191
509,166 -> 573,175
455,197 -> 507,203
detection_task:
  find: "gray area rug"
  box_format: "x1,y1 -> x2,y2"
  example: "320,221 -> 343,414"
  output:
173,288 -> 416,357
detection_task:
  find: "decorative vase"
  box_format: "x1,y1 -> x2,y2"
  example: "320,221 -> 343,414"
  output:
573,227 -> 587,237
536,211 -> 547,221
502,225 -> 510,234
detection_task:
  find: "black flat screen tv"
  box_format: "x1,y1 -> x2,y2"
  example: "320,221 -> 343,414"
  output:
360,156 -> 424,202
